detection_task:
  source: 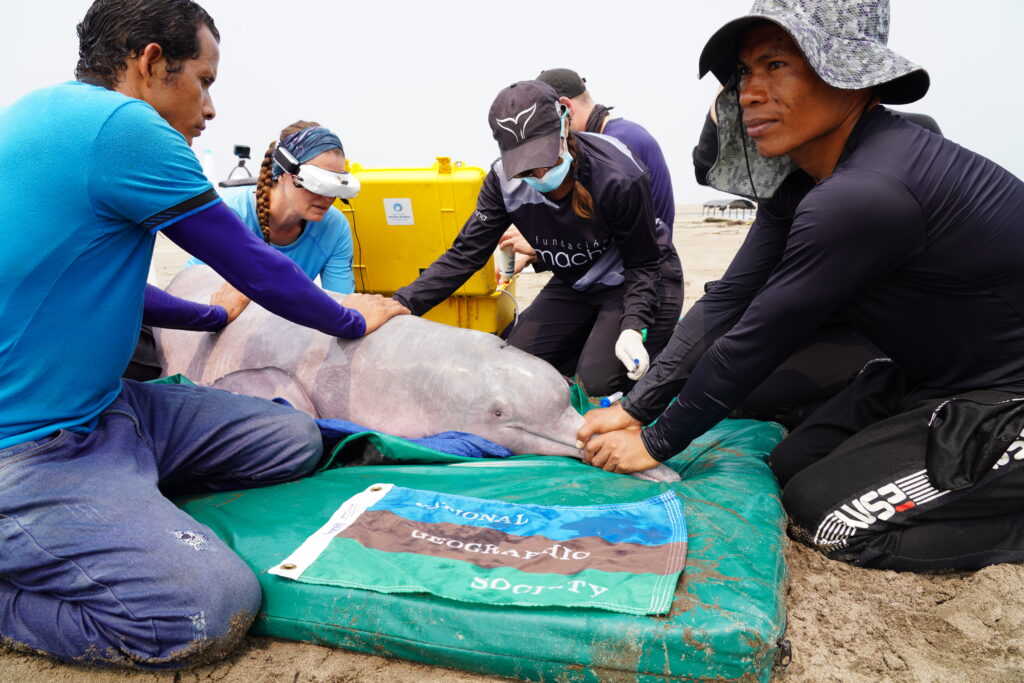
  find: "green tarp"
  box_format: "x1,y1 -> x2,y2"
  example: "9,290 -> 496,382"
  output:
269,485 -> 688,615
178,417 -> 788,681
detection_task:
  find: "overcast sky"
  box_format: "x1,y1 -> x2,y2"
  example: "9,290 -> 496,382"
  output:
3,0 -> 1022,204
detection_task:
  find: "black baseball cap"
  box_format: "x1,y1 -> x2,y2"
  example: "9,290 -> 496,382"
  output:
488,80 -> 565,179
536,68 -> 587,98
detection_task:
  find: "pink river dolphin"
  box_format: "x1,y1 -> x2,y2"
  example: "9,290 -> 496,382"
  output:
154,266 -> 679,482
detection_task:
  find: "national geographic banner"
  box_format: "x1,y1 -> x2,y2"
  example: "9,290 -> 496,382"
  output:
269,484 -> 687,615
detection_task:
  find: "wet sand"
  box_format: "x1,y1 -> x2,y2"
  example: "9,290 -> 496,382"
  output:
3,207 -> 1023,682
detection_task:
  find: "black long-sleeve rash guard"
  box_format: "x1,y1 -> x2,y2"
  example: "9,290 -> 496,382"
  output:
393,133 -> 681,334
631,106 -> 1024,461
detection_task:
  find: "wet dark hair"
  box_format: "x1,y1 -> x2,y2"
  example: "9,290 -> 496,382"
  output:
75,0 -> 219,88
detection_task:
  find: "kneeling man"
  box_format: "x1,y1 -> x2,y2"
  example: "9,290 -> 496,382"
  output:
580,0 -> 1024,572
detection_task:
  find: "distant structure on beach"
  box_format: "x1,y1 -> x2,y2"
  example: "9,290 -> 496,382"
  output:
702,198 -> 756,219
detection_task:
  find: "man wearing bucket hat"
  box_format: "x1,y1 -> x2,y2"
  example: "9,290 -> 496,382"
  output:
687,93 -> 940,429
394,80 -> 683,398
579,0 -> 1024,571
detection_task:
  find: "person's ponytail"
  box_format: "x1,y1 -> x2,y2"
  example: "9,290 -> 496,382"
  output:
566,133 -> 594,219
254,142 -> 275,243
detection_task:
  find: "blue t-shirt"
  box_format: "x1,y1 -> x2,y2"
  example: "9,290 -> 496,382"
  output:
603,118 -> 675,230
185,186 -> 355,294
0,81 -> 218,448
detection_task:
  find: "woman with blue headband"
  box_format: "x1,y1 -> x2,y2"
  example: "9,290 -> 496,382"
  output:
187,120 -> 356,293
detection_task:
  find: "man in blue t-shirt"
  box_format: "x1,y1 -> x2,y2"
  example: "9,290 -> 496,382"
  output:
0,0 -> 406,669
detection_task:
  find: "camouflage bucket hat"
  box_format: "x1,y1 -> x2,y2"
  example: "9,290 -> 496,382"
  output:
698,0 -> 930,200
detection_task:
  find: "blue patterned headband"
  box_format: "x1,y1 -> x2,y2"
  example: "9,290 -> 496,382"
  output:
272,126 -> 344,178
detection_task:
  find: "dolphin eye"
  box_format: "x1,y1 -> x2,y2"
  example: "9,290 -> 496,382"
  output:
491,400 -> 509,419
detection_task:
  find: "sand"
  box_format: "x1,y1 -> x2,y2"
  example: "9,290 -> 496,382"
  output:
3,207 -> 1023,682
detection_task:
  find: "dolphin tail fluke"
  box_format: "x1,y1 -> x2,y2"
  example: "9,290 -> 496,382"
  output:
628,464 -> 682,483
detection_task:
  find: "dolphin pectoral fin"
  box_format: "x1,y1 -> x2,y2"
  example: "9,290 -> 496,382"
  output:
628,464 -> 682,483
209,367 -> 320,419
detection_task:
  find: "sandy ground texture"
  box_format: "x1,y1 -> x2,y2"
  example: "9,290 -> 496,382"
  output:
4,207 -> 1024,682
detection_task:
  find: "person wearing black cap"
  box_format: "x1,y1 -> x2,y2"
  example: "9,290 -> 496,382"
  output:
537,68 -> 676,232
578,0 -> 1024,572
393,80 -> 683,398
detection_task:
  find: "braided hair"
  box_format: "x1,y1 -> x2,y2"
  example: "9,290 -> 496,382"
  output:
254,120 -> 321,243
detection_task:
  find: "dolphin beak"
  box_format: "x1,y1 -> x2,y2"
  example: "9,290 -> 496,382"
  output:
540,407 -> 682,483
536,406 -> 586,457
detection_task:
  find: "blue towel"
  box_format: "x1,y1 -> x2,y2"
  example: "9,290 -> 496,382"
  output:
314,418 -> 513,459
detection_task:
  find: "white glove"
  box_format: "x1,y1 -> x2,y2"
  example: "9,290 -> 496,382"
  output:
614,329 -> 649,380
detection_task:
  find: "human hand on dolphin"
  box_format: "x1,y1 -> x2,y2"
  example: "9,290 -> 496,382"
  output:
210,282 -> 250,324
575,405 -> 641,449
581,427 -> 660,474
343,293 -> 410,334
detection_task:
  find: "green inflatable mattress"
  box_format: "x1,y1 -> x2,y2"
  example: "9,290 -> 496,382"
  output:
178,418 -> 789,681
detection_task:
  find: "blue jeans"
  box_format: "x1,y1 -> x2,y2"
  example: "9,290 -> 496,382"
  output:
0,380 -> 322,668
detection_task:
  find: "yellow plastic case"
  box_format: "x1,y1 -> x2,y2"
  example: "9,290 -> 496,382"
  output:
420,283 -> 517,336
335,157 -> 495,297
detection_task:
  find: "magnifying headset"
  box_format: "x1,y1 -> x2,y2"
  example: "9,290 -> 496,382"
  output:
272,145 -> 361,199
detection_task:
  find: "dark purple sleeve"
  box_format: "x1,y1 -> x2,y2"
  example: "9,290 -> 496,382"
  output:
636,171 -> 925,461
162,201 -> 366,338
604,118 -> 676,229
143,283 -> 227,331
